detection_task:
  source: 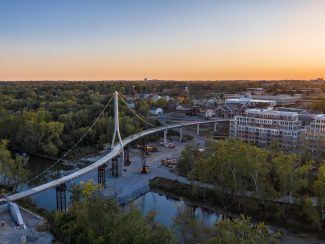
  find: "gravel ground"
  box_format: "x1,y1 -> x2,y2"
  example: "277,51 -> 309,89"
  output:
101,141 -> 191,204
80,126 -> 206,204
0,225 -> 53,244
0,207 -> 53,244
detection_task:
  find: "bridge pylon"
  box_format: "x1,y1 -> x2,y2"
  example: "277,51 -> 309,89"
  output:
111,91 -> 124,177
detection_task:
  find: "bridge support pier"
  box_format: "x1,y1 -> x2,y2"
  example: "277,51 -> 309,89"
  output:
196,124 -> 200,135
213,122 -> 217,132
98,164 -> 107,186
112,156 -> 123,177
124,146 -> 130,166
56,184 -> 67,212
112,157 -> 118,177
179,126 -> 183,143
163,129 -> 168,146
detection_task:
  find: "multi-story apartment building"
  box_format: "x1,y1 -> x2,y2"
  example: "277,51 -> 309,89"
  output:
229,108 -> 302,149
301,114 -> 325,158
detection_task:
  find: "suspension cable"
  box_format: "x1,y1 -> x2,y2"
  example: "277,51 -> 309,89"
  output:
23,93 -> 114,186
118,93 -> 158,128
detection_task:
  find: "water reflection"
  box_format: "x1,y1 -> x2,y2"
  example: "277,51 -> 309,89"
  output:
133,192 -> 222,227
27,155 -> 99,211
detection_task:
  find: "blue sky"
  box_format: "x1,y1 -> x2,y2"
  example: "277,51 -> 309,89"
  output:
0,0 -> 324,80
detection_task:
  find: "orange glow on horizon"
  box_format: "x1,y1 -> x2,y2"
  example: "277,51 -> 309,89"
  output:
1,1 -> 324,81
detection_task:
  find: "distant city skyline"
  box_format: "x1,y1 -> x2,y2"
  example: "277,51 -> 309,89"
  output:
1,0 -> 325,81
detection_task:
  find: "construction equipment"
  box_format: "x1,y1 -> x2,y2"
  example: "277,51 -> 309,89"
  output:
140,150 -> 150,174
160,157 -> 177,168
139,139 -> 150,174
146,145 -> 158,153
159,140 -> 176,148
136,144 -> 157,153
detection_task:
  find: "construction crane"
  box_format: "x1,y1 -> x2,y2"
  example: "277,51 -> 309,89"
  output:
152,82 -> 158,94
132,85 -> 137,101
140,150 -> 149,174
140,139 -> 150,174
131,85 -> 140,111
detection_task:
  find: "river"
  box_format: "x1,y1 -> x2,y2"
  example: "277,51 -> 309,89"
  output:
27,155 -> 99,210
27,156 -> 221,227
133,191 -> 222,226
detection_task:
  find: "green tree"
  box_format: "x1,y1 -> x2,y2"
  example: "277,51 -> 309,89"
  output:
120,115 -> 136,137
174,208 -> 280,244
245,145 -> 275,203
50,180 -> 175,244
194,140 -> 250,200
14,110 -> 64,156
153,98 -> 167,108
299,198 -> 321,231
177,144 -> 198,176
174,207 -> 211,243
211,215 -> 280,243
0,139 -> 15,185
0,140 -> 29,191
310,98 -> 325,113
273,153 -> 311,203
8,156 -> 29,191
314,164 -> 325,221
136,99 -> 149,115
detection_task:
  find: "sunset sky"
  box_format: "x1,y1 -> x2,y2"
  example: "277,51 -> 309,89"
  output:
1,0 -> 325,81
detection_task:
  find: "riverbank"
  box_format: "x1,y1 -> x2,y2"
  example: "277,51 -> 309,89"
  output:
30,151 -> 91,169
149,177 -> 325,243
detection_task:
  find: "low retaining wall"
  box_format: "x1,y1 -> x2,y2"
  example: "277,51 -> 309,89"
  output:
117,185 -> 150,205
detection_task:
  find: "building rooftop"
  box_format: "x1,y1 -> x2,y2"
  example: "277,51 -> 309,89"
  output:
276,107 -> 309,114
252,94 -> 302,100
225,97 -> 276,105
315,114 -> 325,120
245,108 -> 299,117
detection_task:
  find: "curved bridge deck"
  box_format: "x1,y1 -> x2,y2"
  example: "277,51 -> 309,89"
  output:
6,119 -> 229,202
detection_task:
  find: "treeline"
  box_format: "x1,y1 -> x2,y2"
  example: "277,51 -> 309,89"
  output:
178,140 -> 325,232
0,82 -> 153,157
0,80 -> 324,157
310,97 -> 325,113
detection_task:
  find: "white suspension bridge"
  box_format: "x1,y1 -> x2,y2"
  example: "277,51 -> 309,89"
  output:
2,91 -> 229,211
